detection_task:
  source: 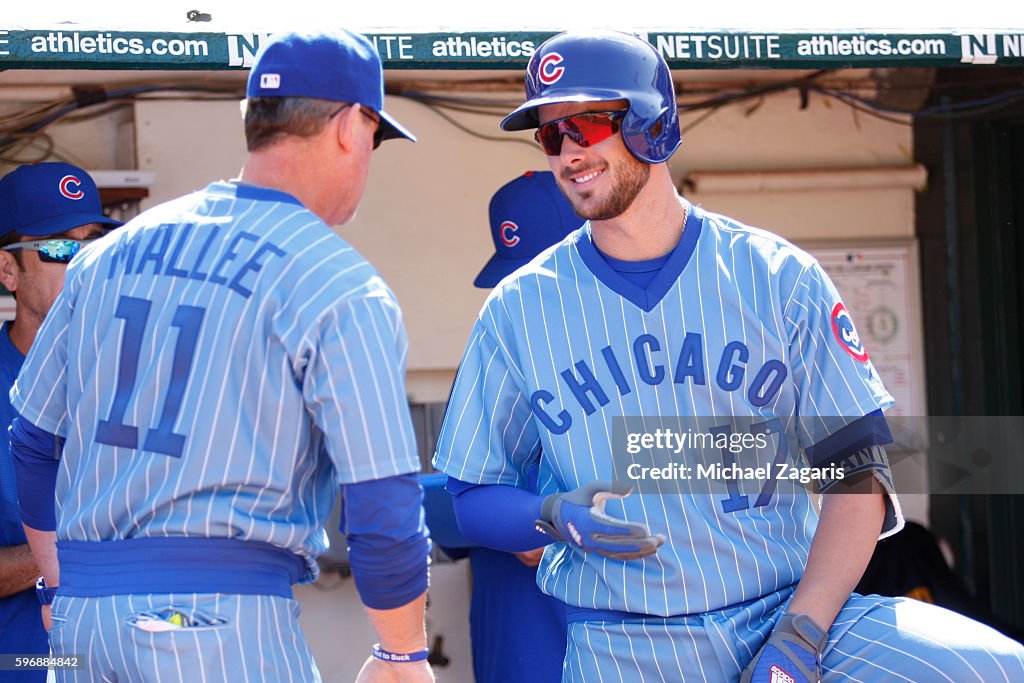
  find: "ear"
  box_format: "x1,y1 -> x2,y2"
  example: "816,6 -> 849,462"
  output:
0,251 -> 20,294
331,103 -> 362,154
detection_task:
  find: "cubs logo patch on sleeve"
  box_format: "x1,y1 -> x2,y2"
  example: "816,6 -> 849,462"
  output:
831,302 -> 869,363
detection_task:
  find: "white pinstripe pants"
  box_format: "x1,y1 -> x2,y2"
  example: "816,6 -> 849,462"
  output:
47,593 -> 321,683
563,590 -> 1024,682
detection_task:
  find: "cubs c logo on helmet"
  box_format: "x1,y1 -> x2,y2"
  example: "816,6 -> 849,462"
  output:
59,174 -> 84,200
538,52 -> 565,86
831,302 -> 869,363
500,221 -> 520,247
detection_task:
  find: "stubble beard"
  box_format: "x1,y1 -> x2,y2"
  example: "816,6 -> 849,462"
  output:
561,153 -> 651,221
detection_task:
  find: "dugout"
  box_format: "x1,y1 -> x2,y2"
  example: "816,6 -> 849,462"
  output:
2,6 -> 1022,679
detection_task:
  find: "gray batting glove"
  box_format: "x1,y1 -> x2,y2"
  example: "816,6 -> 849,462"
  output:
534,480 -> 665,561
740,612 -> 827,683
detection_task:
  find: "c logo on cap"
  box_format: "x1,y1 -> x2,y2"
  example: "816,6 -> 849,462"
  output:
59,175 -> 84,201
538,53 -> 565,86
500,221 -> 520,247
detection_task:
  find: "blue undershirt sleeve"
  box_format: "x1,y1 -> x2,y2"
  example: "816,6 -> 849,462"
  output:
447,477 -> 552,552
341,473 -> 431,610
10,414 -> 61,532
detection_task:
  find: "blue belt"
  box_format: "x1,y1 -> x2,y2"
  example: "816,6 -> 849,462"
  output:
565,607 -> 704,624
565,585 -> 798,624
57,537 -> 305,599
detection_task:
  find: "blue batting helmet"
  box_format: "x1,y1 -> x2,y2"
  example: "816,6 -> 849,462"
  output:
501,30 -> 681,164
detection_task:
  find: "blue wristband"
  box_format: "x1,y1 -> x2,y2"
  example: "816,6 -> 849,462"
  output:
35,576 -> 58,606
372,643 -> 429,663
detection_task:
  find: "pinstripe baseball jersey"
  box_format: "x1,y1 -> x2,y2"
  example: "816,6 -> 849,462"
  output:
9,180 -> 420,582
434,202 -> 898,616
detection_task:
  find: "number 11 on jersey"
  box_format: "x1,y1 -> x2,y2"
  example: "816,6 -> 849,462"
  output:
95,295 -> 205,458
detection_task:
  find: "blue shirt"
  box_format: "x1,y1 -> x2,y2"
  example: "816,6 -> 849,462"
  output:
0,321 -> 48,680
597,250 -> 671,290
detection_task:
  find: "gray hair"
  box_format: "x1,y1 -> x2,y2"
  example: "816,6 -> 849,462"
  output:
244,97 -> 346,152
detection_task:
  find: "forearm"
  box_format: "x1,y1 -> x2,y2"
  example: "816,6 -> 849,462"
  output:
788,476 -> 885,630
364,590 -> 429,653
355,595 -> 434,683
23,526 -> 58,587
0,543 -> 40,597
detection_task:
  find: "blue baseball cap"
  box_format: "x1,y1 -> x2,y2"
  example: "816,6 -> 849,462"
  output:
0,162 -> 121,239
247,29 -> 415,144
475,171 -> 583,288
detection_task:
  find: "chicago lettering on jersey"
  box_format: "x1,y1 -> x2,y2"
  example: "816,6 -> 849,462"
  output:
530,331 -> 788,434
105,225 -> 286,299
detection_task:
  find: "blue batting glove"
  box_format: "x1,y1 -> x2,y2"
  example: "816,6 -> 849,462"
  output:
740,613 -> 827,683
534,481 -> 665,560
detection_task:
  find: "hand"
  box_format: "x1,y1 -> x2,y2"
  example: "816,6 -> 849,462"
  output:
514,548 -> 545,567
355,656 -> 434,682
41,604 -> 52,631
534,481 -> 664,560
740,613 -> 827,683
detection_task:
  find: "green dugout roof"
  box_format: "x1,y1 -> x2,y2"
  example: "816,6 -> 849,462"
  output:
1,28 -> 1022,70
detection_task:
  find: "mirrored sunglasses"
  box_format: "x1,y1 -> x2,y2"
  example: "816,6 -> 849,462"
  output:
2,238 -> 97,263
535,111 -> 627,156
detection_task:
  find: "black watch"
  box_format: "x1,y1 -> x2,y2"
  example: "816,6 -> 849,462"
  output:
35,576 -> 58,606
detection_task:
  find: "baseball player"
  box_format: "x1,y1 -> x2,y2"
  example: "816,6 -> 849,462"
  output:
433,29 -> 1024,682
0,162 -> 120,683
10,30 -> 433,682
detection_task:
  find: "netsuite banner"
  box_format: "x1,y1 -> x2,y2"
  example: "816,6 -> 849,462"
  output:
1,29 -> 1022,70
